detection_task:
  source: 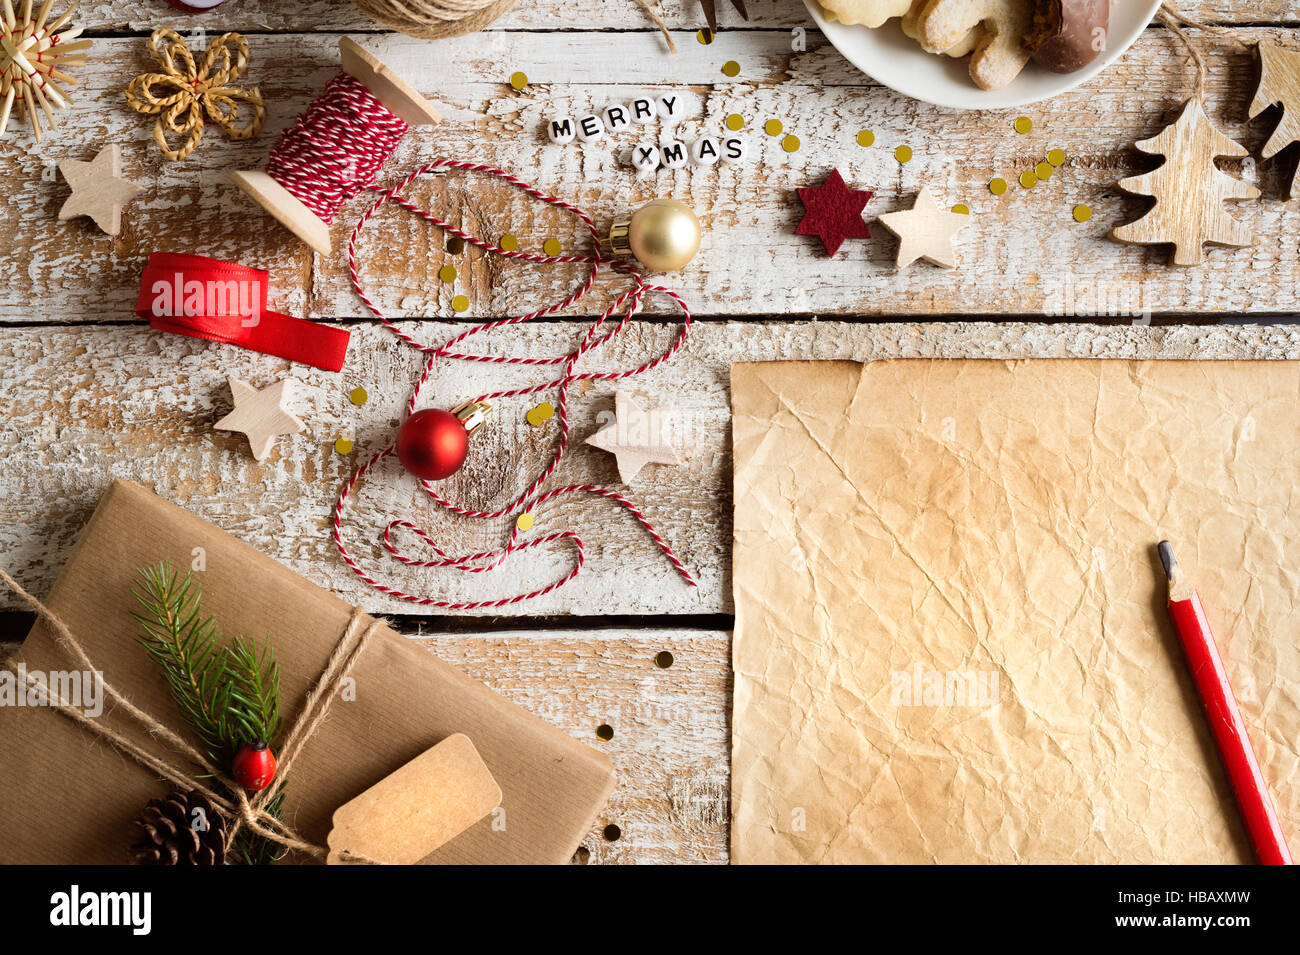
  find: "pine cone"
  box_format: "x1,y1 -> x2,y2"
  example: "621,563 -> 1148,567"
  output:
128,789 -> 228,865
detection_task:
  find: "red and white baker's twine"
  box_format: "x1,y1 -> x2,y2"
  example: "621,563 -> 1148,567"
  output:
329,156 -> 697,609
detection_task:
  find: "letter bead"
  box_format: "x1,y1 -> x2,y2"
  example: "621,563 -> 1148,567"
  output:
657,94 -> 684,125
602,104 -> 633,133
660,140 -> 689,169
630,96 -> 657,124
721,135 -> 749,164
546,116 -> 576,144
691,136 -> 720,166
631,142 -> 662,172
576,113 -> 605,142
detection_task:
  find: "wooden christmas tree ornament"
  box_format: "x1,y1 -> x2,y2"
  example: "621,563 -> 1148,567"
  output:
214,377 -> 305,462
231,38 -> 441,255
1110,99 -> 1260,267
1249,41 -> 1300,199
57,144 -> 143,236
0,0 -> 90,141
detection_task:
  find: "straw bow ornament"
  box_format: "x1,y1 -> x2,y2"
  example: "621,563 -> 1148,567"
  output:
125,28 -> 265,161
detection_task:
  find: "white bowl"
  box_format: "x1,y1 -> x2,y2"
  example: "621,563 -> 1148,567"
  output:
805,1 -> 1162,109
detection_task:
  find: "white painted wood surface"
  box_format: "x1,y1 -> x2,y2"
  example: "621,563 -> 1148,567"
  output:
5,320 -> 1300,616
3,0 -> 1298,865
4,27 -> 1300,323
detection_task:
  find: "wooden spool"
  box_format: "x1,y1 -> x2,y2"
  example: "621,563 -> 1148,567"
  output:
231,37 -> 441,255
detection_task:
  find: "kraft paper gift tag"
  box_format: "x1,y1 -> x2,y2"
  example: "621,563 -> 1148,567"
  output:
0,480 -> 615,864
730,359 -> 1300,864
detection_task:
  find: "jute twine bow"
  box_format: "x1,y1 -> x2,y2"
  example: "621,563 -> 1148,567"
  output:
351,0 -> 677,52
0,566 -> 381,864
1158,2 -> 1254,100
124,28 -> 266,162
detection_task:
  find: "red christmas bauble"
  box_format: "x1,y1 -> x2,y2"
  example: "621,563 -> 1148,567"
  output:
396,409 -> 470,481
232,741 -> 277,792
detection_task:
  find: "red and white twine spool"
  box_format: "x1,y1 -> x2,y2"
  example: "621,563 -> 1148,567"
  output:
330,159 -> 697,610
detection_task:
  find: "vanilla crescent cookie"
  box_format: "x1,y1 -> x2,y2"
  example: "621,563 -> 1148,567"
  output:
818,0 -> 912,28
901,0 -> 980,57
915,0 -> 1035,89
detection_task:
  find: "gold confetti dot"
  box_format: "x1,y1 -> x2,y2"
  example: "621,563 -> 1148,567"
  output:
348,387 -> 368,407
334,437 -> 354,455
952,203 -> 970,215
525,402 -> 555,427
722,60 -> 740,77
764,118 -> 783,136
1035,161 -> 1053,180
895,144 -> 912,163
451,294 -> 470,312
857,129 -> 875,147
989,177 -> 1008,195
1047,148 -> 1066,167
1073,203 -> 1092,222
1014,116 -> 1032,134
543,238 -> 562,256
1019,169 -> 1038,189
725,113 -> 745,131
782,134 -> 800,153
438,264 -> 457,283
509,71 -> 528,90
499,233 -> 518,252
516,512 -> 535,532
697,28 -> 714,45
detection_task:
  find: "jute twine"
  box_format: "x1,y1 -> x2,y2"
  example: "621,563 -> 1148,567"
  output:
0,566 -> 383,864
351,0 -> 677,51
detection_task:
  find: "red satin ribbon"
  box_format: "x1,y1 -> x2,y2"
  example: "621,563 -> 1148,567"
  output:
137,253 -> 350,372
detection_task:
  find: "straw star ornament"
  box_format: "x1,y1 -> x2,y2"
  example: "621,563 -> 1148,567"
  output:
125,28 -> 265,162
0,0 -> 91,141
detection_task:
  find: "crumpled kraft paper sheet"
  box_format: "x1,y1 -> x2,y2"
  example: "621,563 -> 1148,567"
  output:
730,359 -> 1300,864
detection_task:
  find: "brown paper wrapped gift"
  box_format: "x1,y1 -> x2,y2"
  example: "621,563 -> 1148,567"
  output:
0,480 -> 615,864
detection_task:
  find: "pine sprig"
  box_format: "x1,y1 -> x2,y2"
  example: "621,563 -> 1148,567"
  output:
132,563 -> 235,757
131,563 -> 280,760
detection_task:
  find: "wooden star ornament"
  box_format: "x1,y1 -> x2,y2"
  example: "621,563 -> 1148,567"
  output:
214,377 -> 304,461
58,145 -> 144,236
585,390 -> 683,484
795,168 -> 872,257
876,188 -> 968,269
1249,41 -> 1300,198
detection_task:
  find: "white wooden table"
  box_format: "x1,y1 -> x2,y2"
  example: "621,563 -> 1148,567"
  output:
3,0 -> 1299,863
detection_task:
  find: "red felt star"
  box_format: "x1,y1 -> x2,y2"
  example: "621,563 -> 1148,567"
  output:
795,168 -> 872,257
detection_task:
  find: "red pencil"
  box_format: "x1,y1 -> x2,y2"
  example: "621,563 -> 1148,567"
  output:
1158,541 -> 1292,865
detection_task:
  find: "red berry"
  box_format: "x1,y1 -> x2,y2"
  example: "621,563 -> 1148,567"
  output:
232,741 -> 277,791
396,409 -> 470,481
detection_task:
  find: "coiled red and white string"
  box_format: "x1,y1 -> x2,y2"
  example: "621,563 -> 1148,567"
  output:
330,158 -> 697,610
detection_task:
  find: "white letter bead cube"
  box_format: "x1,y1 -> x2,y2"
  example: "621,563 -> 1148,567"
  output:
576,114 -> 606,142
660,140 -> 689,169
631,142 -> 661,172
602,104 -> 633,133
657,94 -> 684,124
630,96 -> 657,124
547,116 -> 577,144
691,136 -> 721,166
721,135 -> 749,164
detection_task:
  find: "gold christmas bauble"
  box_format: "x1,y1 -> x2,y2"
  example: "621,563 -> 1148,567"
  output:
609,199 -> 702,272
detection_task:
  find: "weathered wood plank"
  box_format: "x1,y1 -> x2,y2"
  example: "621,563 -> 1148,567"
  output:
4,320 -> 1300,616
0,624 -> 731,864
75,0 -> 1300,33
411,627 -> 730,864
3,29 -> 1298,325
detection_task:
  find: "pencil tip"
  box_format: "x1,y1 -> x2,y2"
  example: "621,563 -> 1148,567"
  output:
1157,540 -> 1176,581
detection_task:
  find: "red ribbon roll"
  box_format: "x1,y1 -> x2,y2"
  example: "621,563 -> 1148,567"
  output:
137,253 -> 350,372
